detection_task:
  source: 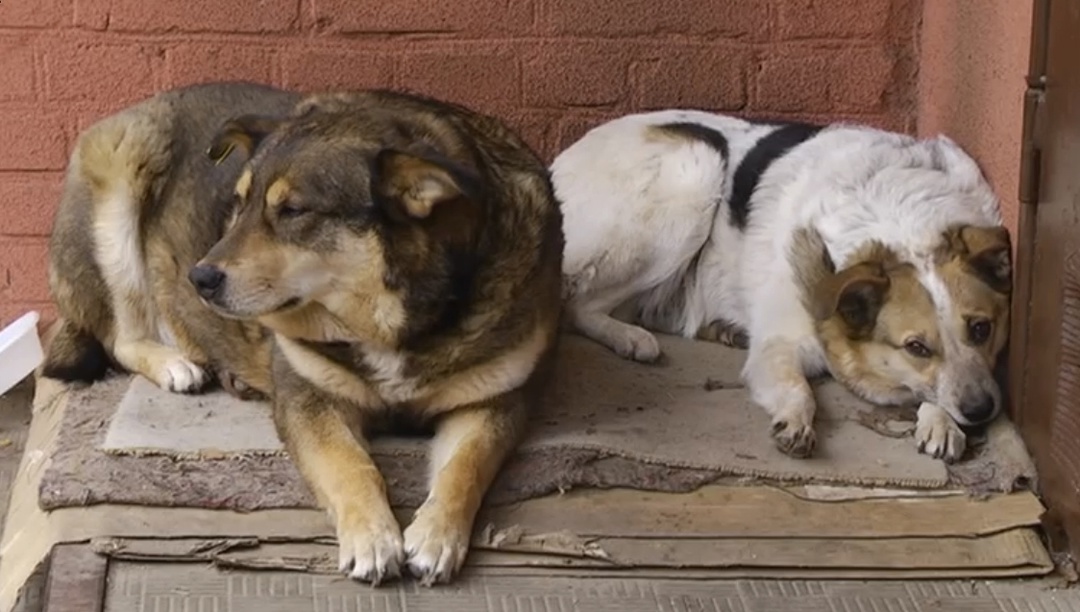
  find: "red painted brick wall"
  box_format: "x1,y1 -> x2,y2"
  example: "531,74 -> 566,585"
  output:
0,0 -> 920,327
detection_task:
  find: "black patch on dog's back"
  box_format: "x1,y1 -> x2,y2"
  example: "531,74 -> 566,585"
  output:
658,122 -> 729,159
729,122 -> 822,230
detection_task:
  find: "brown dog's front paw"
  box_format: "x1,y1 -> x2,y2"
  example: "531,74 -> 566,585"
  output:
771,417 -> 816,458
335,506 -> 405,586
403,502 -> 471,586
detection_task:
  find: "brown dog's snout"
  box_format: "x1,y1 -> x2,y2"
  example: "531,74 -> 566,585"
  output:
189,264 -> 227,301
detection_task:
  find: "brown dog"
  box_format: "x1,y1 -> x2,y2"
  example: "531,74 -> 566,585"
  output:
44,82 -> 302,399
194,90 -> 564,584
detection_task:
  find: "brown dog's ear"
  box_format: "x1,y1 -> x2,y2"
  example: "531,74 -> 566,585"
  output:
812,261 -> 891,338
371,149 -> 479,220
207,115 -> 282,165
954,225 -> 1013,294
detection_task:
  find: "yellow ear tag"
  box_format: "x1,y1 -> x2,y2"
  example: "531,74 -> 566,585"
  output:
207,142 -> 235,166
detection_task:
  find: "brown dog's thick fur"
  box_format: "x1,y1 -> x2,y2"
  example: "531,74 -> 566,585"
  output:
44,82 -> 302,398
196,89 -> 564,585
45,82 -> 564,586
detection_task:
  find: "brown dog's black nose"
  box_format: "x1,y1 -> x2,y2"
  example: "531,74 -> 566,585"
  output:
189,264 -> 226,300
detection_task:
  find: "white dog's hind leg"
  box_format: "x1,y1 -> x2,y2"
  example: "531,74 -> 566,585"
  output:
568,290 -> 662,363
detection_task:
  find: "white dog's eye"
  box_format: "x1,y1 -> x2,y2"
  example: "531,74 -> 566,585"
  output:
904,339 -> 933,359
967,318 -> 992,345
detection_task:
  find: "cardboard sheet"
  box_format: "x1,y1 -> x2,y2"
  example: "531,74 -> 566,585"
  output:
102,375 -> 283,455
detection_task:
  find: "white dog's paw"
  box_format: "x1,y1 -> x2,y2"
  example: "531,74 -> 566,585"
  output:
159,356 -> 208,393
915,403 -> 967,463
403,502 -> 471,586
770,407 -> 816,459
611,325 -> 661,363
335,507 -> 405,585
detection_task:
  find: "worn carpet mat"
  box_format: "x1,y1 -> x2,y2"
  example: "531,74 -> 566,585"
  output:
38,333 -> 1036,512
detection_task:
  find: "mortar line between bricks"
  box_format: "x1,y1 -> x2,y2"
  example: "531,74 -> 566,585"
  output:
0,169 -> 63,176
2,29 -> 897,47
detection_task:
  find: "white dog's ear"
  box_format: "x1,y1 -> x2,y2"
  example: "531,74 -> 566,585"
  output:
942,224 -> 1013,294
931,135 -> 986,191
812,259 -> 891,338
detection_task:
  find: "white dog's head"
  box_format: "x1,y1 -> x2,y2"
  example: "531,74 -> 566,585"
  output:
793,221 -> 1011,427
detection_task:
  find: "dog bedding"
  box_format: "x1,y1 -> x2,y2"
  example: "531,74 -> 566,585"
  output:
36,333 -> 1035,512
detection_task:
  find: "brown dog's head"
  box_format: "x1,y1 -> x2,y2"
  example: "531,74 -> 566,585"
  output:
798,224 -> 1012,426
190,95 -> 488,346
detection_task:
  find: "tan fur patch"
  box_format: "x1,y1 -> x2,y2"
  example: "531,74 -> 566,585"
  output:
277,336 -> 384,407
377,152 -> 463,219
234,169 -> 253,200
315,234 -> 407,347
935,258 -> 1010,360
419,321 -> 552,415
265,177 -> 291,210
644,124 -> 690,145
933,224 -> 1012,361
800,234 -> 945,406
817,264 -> 944,407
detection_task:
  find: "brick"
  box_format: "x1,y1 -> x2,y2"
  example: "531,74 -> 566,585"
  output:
0,237 -> 51,303
754,46 -> 895,114
522,43 -> 629,108
0,37 -> 37,103
504,111 -> 561,162
542,0 -> 763,38
0,301 -> 57,331
280,48 -> 391,92
0,173 -> 63,235
0,0 -> 72,28
73,0 -> 109,29
0,111 -> 69,170
830,46 -> 897,112
100,0 -> 299,33
165,44 -> 276,89
44,41 -> 158,105
309,0 -> 531,35
399,49 -> 520,114
776,0 -> 892,39
631,46 -> 749,111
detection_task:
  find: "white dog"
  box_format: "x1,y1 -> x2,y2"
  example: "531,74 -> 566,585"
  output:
552,111 -> 1012,462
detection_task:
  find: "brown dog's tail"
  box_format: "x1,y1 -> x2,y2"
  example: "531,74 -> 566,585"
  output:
41,318 -> 111,383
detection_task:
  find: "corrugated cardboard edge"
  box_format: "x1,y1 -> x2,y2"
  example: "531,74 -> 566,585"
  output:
85,527 -> 1054,580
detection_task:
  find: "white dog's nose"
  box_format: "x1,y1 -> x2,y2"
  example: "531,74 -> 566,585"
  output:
959,390 -> 997,424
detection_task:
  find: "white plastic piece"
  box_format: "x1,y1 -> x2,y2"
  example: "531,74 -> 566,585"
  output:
0,311 -> 43,396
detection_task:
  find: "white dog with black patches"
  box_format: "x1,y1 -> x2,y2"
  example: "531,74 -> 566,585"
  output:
553,111 -> 1012,462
